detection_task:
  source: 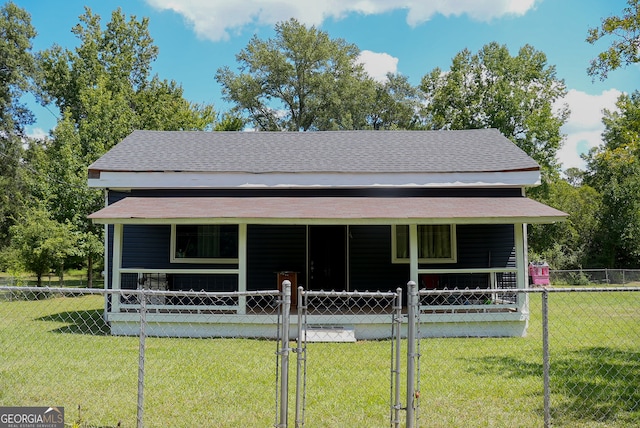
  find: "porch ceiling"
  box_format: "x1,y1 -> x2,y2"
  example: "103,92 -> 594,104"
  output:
89,196 -> 567,225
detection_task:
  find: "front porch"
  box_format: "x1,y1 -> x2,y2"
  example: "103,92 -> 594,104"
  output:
90,192 -> 567,339
106,264 -> 529,339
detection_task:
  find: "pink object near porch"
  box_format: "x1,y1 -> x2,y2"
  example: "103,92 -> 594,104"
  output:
529,261 -> 550,285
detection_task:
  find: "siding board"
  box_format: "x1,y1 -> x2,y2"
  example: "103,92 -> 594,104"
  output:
247,225 -> 306,291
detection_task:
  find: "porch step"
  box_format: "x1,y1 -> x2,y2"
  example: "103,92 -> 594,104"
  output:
302,326 -> 356,343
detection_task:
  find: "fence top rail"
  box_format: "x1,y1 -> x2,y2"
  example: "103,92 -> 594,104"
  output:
0,286 -> 281,298
419,287 -> 517,296
300,288 -> 398,298
550,268 -> 640,273
0,286 -> 106,295
523,286 -> 640,293
418,286 -> 640,295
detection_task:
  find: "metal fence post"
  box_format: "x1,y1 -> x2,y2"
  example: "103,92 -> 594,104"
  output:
542,289 -> 551,428
406,281 -> 418,428
391,287 -> 403,428
137,290 -> 147,428
295,286 -> 305,427
278,280 -> 292,428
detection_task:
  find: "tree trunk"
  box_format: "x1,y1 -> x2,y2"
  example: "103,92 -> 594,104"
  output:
58,265 -> 64,286
36,273 -> 42,287
87,255 -> 94,288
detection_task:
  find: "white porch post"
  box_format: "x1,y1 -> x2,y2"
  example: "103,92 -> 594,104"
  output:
237,223 -> 247,315
409,224 -> 419,284
102,190 -> 109,319
112,223 -> 123,313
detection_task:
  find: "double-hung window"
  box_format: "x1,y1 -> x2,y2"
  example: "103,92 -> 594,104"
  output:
171,225 -> 238,263
392,225 -> 457,263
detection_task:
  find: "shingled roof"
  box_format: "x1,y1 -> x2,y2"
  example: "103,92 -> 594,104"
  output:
88,129 -> 539,175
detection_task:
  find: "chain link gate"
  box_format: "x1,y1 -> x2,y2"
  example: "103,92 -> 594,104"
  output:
293,286 -> 403,427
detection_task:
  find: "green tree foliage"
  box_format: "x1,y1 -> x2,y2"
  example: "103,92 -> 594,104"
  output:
37,7 -> 157,124
584,91 -> 640,267
37,7 -> 214,162
214,112 -> 246,131
587,0 -> 640,80
420,42 -> 569,180
528,180 -> 601,269
30,8 -> 216,280
369,73 -> 425,130
135,76 -> 215,131
0,1 -> 35,134
2,205 -> 77,286
216,18 -> 375,131
0,2 -> 36,246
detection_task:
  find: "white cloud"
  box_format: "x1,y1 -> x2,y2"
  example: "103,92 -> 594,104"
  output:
357,50 -> 399,83
556,89 -> 621,171
26,127 -> 48,141
145,0 -> 539,41
404,0 -> 537,26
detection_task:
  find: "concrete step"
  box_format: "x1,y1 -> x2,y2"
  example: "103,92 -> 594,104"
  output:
302,325 -> 356,342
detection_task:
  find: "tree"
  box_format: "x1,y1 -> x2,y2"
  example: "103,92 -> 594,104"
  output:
36,7 -> 157,125
0,1 -> 36,134
32,8 -> 215,280
2,205 -> 76,286
420,42 -> 569,180
587,0 -> 640,80
584,91 -> 640,267
564,167 -> 585,187
528,180 -> 601,269
23,112 -> 107,285
0,2 -> 37,246
37,7 -> 214,161
216,18 -> 375,131
135,76 -> 214,131
369,73 -> 425,130
214,111 -> 246,131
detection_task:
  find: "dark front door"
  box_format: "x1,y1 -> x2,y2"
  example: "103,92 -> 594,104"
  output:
308,226 -> 347,291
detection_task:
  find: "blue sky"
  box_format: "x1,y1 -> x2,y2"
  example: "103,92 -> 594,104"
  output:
14,0 -> 640,171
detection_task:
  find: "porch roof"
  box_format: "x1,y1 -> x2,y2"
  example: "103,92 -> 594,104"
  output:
89,196 -> 567,225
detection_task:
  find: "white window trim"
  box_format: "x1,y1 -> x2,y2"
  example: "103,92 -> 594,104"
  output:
170,224 -> 239,264
391,224 -> 457,264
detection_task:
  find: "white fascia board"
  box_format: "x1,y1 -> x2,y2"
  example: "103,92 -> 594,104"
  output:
89,170 -> 541,190
91,216 -> 561,226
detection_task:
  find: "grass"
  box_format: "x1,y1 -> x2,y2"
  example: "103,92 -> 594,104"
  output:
0,290 -> 638,427
0,270 -> 104,288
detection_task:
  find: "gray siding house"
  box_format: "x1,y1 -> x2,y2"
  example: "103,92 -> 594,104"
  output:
88,129 -> 566,338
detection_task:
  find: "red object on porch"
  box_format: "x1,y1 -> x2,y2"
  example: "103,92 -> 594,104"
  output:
529,262 -> 550,285
419,274 -> 439,289
277,271 -> 298,307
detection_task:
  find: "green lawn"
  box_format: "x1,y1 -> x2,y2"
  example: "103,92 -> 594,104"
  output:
0,290 -> 638,427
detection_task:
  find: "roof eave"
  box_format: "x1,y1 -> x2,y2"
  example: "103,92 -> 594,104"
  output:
88,170 -> 542,190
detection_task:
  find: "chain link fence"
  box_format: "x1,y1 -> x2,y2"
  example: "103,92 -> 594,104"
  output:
0,286 -> 285,427
415,286 -> 640,428
1,283 -> 639,427
550,269 -> 640,285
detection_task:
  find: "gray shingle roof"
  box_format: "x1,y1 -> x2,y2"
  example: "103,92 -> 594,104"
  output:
88,129 -> 539,174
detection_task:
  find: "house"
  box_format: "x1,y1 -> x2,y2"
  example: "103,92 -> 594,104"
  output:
88,129 -> 566,338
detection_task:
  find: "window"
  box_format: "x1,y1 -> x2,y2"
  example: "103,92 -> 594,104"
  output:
392,225 -> 456,263
171,225 -> 238,263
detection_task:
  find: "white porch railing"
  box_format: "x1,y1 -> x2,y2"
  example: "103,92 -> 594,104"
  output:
113,268 -> 245,314
110,267 -> 522,315
417,267 -> 520,313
